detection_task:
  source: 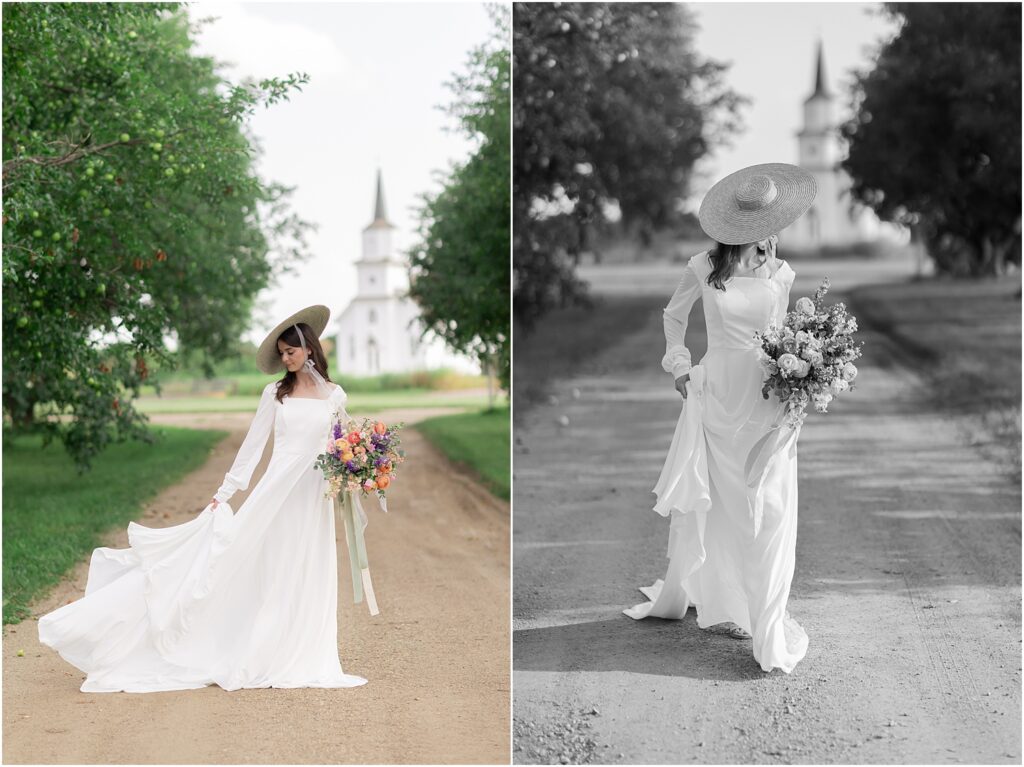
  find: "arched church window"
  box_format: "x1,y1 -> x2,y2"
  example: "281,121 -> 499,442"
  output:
349,335 -> 355,360
367,338 -> 380,375
368,308 -> 377,324
807,206 -> 821,244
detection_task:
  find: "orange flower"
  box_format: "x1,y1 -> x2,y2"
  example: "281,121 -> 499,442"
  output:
373,421 -> 387,435
346,431 -> 361,445
376,475 -> 390,489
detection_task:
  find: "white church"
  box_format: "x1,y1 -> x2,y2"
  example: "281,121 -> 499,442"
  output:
335,171 -> 480,378
781,41 -> 906,250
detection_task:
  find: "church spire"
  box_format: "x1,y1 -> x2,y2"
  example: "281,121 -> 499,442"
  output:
810,39 -> 832,99
365,168 -> 395,230
373,168 -> 387,221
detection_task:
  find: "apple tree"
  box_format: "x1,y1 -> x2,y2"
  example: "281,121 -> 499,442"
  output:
2,3 -> 314,468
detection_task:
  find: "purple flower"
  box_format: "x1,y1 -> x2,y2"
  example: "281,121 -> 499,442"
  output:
346,460 -> 358,472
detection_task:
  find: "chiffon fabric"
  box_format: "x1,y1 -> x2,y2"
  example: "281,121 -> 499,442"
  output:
624,250 -> 809,674
38,381 -> 368,692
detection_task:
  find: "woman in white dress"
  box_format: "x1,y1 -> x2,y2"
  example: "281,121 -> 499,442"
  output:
625,164 -> 818,674
38,305 -> 369,692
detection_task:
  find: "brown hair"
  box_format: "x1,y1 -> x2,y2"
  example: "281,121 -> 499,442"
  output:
705,240 -> 772,291
273,322 -> 333,402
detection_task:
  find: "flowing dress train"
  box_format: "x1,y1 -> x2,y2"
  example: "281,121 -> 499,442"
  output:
38,381 -> 368,692
624,250 -> 809,674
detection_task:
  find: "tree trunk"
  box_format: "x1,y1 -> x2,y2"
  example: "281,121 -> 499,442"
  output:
2,391 -> 37,429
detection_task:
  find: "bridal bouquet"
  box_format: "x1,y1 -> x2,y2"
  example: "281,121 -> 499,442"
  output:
314,415 -> 405,504
754,277 -> 863,428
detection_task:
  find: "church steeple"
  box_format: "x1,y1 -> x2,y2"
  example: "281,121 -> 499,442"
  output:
797,39 -> 837,170
807,39 -> 832,101
365,168 -> 394,231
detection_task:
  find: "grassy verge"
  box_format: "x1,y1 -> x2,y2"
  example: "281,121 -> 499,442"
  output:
513,293 -> 662,422
2,426 -> 226,625
133,389 -> 492,415
415,407 -> 510,500
848,276 -> 1021,479
146,368 -> 487,396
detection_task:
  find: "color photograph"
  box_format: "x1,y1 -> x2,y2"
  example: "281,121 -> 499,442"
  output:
2,2 -> 510,764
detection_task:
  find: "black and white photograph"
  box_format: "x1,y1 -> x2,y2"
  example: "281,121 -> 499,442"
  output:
512,2 -> 1021,764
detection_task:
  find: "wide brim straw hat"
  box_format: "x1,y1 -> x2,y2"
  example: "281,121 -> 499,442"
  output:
698,163 -> 818,245
255,304 -> 331,374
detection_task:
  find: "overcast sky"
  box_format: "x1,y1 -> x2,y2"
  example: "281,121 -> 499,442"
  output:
691,2 -> 901,203
185,2 -> 897,342
185,1 -> 493,343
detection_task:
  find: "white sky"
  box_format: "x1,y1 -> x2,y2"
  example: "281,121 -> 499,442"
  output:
690,1 -> 901,205
185,1 -> 493,343
183,1 -> 898,345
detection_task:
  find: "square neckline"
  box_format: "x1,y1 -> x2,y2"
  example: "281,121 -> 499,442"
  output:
729,259 -> 788,281
698,250 -> 788,283
280,383 -> 341,403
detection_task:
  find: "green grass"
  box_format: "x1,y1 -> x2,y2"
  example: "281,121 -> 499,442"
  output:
2,426 -> 226,625
133,389 -> 493,415
146,368 -> 488,396
415,407 -> 510,500
848,275 -> 1022,478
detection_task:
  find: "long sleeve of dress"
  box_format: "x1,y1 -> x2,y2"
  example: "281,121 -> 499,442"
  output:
213,382 -> 277,503
661,260 -> 703,379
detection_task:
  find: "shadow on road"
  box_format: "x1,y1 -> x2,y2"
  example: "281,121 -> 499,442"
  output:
514,615 -> 776,682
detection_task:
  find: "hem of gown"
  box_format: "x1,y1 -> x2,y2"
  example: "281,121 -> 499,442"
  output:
80,674 -> 369,693
624,581 -> 809,674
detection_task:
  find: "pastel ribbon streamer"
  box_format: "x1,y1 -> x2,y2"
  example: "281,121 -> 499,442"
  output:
335,490 -> 379,616
744,421 -> 800,537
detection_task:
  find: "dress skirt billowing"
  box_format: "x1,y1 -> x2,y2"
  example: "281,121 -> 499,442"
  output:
38,383 -> 368,692
625,252 -> 808,674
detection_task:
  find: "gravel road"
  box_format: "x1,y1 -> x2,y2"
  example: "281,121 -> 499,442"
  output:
512,258 -> 1021,765
4,408 -> 510,764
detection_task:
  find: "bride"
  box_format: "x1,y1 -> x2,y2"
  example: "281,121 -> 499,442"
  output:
38,305 -> 369,692
625,163 -> 817,674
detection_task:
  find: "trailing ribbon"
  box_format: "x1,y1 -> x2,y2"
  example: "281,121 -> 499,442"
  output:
743,419 -> 800,537
334,490 -> 379,616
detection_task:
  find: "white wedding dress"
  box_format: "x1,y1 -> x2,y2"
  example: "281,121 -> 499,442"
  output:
38,381 -> 368,692
624,250 -> 809,674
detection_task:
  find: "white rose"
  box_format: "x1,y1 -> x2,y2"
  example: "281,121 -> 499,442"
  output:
842,362 -> 859,382
796,297 -> 815,315
801,349 -> 824,367
830,378 -> 850,395
794,359 -> 811,378
778,353 -> 801,374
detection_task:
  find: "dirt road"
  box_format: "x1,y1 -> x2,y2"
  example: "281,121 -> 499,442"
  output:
512,259 -> 1021,764
4,408 -> 509,764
